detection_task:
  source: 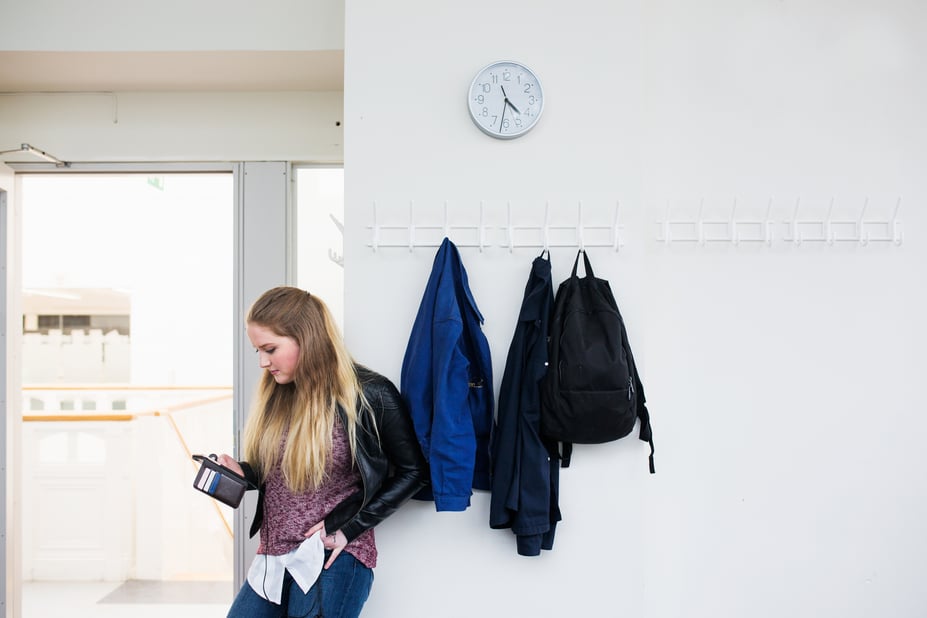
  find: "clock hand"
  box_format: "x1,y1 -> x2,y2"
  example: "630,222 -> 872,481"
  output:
500,86 -> 522,115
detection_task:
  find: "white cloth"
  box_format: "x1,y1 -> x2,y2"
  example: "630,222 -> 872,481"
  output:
246,532 -> 325,604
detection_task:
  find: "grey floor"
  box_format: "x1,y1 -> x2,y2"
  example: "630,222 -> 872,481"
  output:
23,581 -> 233,618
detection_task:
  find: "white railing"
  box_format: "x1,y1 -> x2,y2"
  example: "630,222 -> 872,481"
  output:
21,385 -> 235,583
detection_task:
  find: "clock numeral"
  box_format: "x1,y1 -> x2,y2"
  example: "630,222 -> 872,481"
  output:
481,83 -> 491,93
481,107 -> 489,117
523,83 -> 533,94
528,95 -> 536,105
475,94 -> 484,104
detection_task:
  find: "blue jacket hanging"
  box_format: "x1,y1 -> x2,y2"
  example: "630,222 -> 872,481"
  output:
489,251 -> 561,555
401,237 -> 494,512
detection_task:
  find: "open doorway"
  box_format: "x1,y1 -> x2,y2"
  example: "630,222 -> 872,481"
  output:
19,172 -> 234,617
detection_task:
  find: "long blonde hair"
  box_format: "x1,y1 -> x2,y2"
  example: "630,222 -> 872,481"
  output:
242,287 -> 367,493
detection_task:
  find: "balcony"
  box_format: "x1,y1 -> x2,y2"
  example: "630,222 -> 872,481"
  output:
21,384 -> 237,616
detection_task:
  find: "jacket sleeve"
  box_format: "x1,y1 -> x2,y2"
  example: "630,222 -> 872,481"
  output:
237,461 -> 266,538
238,461 -> 260,488
428,317 -> 478,510
331,377 -> 429,542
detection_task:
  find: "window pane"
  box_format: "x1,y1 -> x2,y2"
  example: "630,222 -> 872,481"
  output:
296,167 -> 345,329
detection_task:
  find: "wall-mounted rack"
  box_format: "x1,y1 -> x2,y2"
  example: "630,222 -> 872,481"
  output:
655,197 -> 903,246
656,198 -> 773,245
781,197 -> 902,246
328,214 -> 345,267
500,201 -> 624,252
367,201 -> 625,252
368,201 -> 490,251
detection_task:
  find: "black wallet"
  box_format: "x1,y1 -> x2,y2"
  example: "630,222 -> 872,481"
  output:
192,454 -> 253,508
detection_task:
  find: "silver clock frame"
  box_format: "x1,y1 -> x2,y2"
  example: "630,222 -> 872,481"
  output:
467,60 -> 544,140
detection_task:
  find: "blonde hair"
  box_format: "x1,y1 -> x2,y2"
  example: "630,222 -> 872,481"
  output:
242,287 -> 367,493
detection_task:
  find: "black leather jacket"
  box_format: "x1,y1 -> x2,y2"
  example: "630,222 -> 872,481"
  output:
240,365 -> 429,542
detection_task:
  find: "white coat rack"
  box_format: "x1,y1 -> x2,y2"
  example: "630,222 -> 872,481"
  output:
367,200 -> 625,252
500,201 -> 624,252
327,213 -> 345,267
656,197 -> 903,246
656,198 -> 774,245
368,201 -> 490,252
781,197 -> 903,246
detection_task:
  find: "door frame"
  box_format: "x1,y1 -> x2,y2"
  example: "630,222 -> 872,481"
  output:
1,161 -> 21,618
1,161 -> 291,614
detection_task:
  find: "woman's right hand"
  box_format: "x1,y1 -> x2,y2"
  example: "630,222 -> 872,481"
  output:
216,454 -> 244,476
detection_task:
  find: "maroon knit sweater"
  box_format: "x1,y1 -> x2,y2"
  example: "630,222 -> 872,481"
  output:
256,419 -> 377,568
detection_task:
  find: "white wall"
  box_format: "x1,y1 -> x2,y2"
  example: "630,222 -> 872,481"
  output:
2,0 -> 925,616
0,91 -> 343,163
344,2 -> 927,618
0,0 -> 343,51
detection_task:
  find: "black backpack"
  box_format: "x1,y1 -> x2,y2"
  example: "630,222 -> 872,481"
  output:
540,250 -> 655,472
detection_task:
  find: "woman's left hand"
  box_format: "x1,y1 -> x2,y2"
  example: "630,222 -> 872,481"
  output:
305,521 -> 346,569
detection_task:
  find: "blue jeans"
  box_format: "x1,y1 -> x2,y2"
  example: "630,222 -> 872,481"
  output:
227,551 -> 374,618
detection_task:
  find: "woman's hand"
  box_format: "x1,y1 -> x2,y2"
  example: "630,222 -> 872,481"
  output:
306,520 -> 346,569
215,454 -> 244,477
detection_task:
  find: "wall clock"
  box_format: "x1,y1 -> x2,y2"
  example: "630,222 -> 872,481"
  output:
467,60 -> 544,139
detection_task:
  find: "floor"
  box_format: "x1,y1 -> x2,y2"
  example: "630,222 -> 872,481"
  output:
22,580 -> 233,618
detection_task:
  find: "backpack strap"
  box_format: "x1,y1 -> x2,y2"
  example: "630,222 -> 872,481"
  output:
570,249 -> 595,279
642,426 -> 655,474
633,372 -> 656,474
560,441 -> 573,468
620,306 -> 656,475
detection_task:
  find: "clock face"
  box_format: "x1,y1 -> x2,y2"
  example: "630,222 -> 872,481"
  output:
467,61 -> 544,139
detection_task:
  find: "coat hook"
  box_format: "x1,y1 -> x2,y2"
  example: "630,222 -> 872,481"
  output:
892,197 -> 903,245
543,201 -> 551,251
612,200 -> 621,252
506,201 -> 514,252
859,197 -> 869,246
696,198 -> 705,246
408,200 -> 415,252
443,200 -> 450,239
478,201 -> 486,252
730,197 -> 739,246
764,197 -> 773,245
371,201 -> 380,252
663,201 -> 671,244
327,248 -> 344,267
328,214 -> 344,267
577,201 -> 585,251
792,197 -> 802,245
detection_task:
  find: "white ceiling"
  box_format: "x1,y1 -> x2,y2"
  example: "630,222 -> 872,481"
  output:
0,50 -> 344,92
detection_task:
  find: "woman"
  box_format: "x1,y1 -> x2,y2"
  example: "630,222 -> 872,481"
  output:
219,286 -> 428,618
